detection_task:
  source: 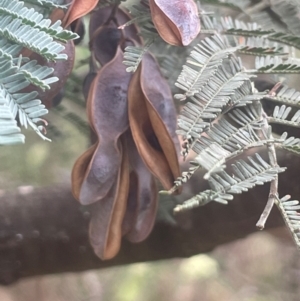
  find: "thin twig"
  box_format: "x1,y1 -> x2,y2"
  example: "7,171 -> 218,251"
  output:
255,100 -> 279,230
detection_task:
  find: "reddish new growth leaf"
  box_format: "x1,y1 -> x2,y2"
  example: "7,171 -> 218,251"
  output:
63,0 -> 98,28
149,0 -> 200,46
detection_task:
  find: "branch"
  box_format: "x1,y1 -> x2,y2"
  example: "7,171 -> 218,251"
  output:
0,149 -> 299,284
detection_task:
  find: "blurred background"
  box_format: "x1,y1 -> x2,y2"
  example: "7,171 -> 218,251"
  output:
0,228 -> 299,301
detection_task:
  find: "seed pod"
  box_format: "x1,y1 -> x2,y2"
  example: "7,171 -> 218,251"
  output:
141,53 -> 181,154
71,47 -> 131,205
89,6 -> 142,65
123,130 -> 158,243
149,0 -> 200,46
89,140 -> 130,260
128,54 -> 180,192
122,171 -> 138,236
63,0 -> 98,28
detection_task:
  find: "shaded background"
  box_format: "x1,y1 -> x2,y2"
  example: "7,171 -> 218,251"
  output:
0,229 -> 299,301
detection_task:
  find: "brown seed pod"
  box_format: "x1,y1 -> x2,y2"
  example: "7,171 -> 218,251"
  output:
63,0 -> 98,28
122,171 -> 139,236
89,6 -> 142,66
128,54 -> 180,192
149,0 -> 200,46
71,47 -> 131,205
123,130 -> 158,243
89,140 -> 130,260
141,53 -> 181,153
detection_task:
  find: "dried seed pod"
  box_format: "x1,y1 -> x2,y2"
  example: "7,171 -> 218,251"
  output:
89,141 -> 130,260
123,130 -> 158,243
141,53 -> 181,153
149,0 -> 200,46
122,171 -> 139,236
128,55 -> 180,192
71,47 -> 131,205
89,6 -> 142,65
63,0 -> 98,28
71,144 -> 97,202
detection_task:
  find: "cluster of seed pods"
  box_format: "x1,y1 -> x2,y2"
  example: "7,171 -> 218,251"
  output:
71,5 -> 183,260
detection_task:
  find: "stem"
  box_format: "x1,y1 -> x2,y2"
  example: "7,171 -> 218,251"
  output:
256,105 -> 279,229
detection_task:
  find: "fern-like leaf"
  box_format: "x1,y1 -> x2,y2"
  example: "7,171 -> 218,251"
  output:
193,104 -> 263,154
270,0 -> 300,35
123,39 -> 154,72
0,57 -> 50,141
0,17 -> 66,61
193,143 -> 231,179
0,89 -> 24,145
177,57 -> 254,143
174,154 -> 286,212
0,0 -> 77,42
280,132 -> 300,155
23,0 -> 66,9
237,36 -> 286,56
276,195 -> 300,249
174,34 -> 240,100
202,15 -> 300,50
269,105 -> 300,127
254,56 -> 300,74
266,85 -> 300,107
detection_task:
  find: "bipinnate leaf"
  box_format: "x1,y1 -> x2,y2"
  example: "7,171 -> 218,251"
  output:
89,142 -> 130,260
89,6 -> 142,65
123,130 -> 158,243
63,0 -> 98,28
71,47 -> 131,205
149,0 -> 200,46
21,40 -> 75,108
128,56 -> 180,191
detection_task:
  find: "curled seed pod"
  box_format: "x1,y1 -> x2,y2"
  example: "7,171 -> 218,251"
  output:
72,144 -> 97,202
63,0 -> 98,28
71,47 -> 131,205
89,141 -> 130,260
141,53 -> 181,154
149,0 -> 200,46
89,6 -> 142,65
128,55 -> 180,192
123,130 -> 158,243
